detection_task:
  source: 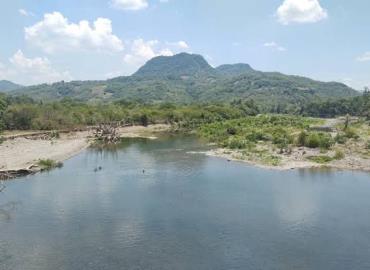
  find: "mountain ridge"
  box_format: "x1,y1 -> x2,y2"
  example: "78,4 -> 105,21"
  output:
0,80 -> 23,92
9,53 -> 359,109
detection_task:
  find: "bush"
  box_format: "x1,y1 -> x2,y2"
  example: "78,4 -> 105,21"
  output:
306,132 -> 334,149
306,133 -> 320,148
335,133 -> 347,144
334,150 -> 345,160
318,133 -> 335,149
50,130 -> 60,139
344,128 -> 359,139
37,159 -> 63,171
228,137 -> 248,149
296,131 -> 308,146
366,141 -> 370,150
308,155 -> 334,164
227,127 -> 237,135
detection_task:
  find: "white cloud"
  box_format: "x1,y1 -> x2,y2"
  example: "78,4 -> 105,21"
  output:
176,41 -> 189,49
276,0 -> 328,25
123,39 -> 190,70
19,9 -> 34,17
25,12 -> 124,54
263,41 -> 286,52
356,52 -> 370,62
167,40 -> 189,49
124,39 -> 169,66
0,50 -> 71,85
111,0 -> 148,10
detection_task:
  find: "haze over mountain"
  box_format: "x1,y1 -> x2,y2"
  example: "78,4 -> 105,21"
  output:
0,80 -> 23,92
10,53 -> 359,108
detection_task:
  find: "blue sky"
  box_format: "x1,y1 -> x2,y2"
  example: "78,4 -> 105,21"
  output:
0,0 -> 369,90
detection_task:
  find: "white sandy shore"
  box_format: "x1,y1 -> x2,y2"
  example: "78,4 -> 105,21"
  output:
0,124 -> 170,174
205,148 -> 370,172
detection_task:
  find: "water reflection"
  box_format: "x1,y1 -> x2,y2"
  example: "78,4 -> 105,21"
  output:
1,136 -> 370,270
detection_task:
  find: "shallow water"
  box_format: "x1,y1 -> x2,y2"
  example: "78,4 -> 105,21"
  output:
1,136 -> 370,270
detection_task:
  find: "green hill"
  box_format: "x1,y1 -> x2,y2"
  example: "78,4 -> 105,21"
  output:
216,63 -> 254,76
12,53 -> 359,109
0,80 -> 23,92
134,53 -> 215,78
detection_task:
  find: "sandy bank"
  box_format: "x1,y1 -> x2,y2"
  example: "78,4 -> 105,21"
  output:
0,124 -> 170,179
0,131 -> 89,173
205,148 -> 370,172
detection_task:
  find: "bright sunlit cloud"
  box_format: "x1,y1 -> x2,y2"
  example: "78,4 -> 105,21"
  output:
0,50 -> 71,85
111,0 -> 149,10
276,0 -> 328,25
25,12 -> 124,54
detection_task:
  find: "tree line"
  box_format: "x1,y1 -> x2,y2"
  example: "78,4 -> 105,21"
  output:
0,91 -> 369,132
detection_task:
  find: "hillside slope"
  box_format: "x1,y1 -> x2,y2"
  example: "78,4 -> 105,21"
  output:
11,53 -> 359,108
0,80 -> 23,92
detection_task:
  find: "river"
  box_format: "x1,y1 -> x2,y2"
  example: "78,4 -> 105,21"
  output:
1,136 -> 370,270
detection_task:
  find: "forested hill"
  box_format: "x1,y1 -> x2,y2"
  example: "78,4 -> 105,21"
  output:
0,80 -> 23,92
10,53 -> 359,109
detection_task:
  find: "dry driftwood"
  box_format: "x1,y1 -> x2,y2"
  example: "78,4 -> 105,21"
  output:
94,123 -> 120,143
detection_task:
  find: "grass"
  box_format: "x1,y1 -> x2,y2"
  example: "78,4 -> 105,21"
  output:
307,155 -> 334,164
37,159 -> 63,171
334,149 -> 345,160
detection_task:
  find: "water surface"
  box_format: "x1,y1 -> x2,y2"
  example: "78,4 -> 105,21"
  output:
1,136 -> 370,270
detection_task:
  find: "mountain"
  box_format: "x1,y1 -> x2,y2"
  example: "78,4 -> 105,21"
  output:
216,63 -> 254,76
11,53 -> 359,108
0,80 -> 22,92
133,53 -> 215,78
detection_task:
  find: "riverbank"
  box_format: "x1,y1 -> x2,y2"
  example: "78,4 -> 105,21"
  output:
0,124 -> 170,179
206,147 -> 370,172
200,116 -> 370,172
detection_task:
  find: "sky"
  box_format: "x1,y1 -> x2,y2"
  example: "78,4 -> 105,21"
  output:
0,0 -> 369,90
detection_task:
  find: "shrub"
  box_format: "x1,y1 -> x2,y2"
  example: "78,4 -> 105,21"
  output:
318,133 -> 335,149
335,133 -> 347,144
226,127 -> 237,135
37,159 -> 63,171
307,155 -> 334,164
366,141 -> 370,150
344,128 -> 359,139
334,150 -> 345,160
306,132 -> 334,149
228,137 -> 248,149
296,131 -> 308,146
306,133 -> 320,148
50,130 -> 60,139
245,130 -> 268,142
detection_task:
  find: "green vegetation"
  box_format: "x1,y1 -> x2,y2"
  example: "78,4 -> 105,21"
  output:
307,155 -> 334,164
305,132 -> 334,149
199,115 -> 320,151
334,149 -> 345,160
0,80 -> 23,93
301,91 -> 370,118
8,53 -> 358,111
0,96 -> 259,131
37,159 -> 63,171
